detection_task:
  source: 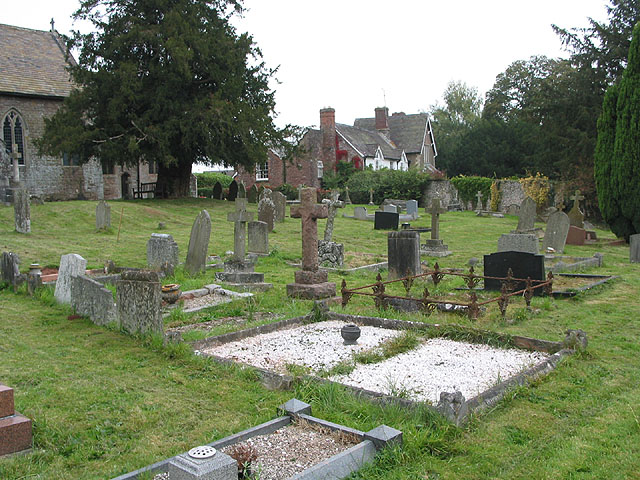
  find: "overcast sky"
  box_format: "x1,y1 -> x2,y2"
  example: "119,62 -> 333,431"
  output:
4,0 -> 608,129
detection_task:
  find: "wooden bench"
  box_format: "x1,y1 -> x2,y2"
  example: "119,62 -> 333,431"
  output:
132,182 -> 166,199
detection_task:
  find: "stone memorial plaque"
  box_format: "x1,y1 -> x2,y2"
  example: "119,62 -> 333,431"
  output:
374,211 -> 399,230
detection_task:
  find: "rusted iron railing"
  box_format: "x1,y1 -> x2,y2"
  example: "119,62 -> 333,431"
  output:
341,263 -> 553,320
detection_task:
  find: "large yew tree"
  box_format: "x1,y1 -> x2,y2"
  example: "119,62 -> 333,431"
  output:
595,22 -> 640,241
39,0 -> 299,197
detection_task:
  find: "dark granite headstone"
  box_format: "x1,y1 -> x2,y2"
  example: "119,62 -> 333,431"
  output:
227,180 -> 238,202
212,181 -> 223,200
483,251 -> 546,295
247,184 -> 258,203
374,211 -> 399,230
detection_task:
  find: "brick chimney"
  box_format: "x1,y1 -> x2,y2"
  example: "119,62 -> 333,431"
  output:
320,107 -> 336,172
375,107 -> 389,131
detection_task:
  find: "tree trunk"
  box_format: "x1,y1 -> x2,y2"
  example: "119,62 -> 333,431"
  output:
156,161 -> 193,198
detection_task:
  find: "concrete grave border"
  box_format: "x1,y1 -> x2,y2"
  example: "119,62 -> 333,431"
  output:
545,253 -> 604,273
192,311 -> 579,426
111,398 -> 401,480
551,273 -> 619,298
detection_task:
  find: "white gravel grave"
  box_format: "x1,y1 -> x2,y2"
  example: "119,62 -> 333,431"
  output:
199,320 -> 400,374
331,337 -> 549,404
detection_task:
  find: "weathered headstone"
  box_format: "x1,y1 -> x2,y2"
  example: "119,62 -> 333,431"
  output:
13,188 -> 30,234
630,233 -> 640,263
483,251 -> 546,296
273,191 -> 287,223
369,189 -> 375,205
344,186 -> 352,204
147,233 -> 179,271
566,225 -> 586,246
322,191 -> 345,241
247,184 -> 258,203
406,199 -> 418,219
70,275 -> 118,326
54,253 -> 88,304
383,204 -> 398,213
258,188 -> 276,232
498,234 -> 539,254
388,231 -> 421,280
212,182 -> 223,200
248,220 -> 269,255
95,200 -> 111,230
287,187 -> 336,299
184,210 -> 211,275
318,240 -> 344,267
228,198 -> 252,260
568,189 -> 585,228
238,181 -> 247,199
116,270 -> 163,335
374,211 -> 399,230
542,211 -> 570,254
421,198 -> 451,256
354,206 -> 368,220
1,251 -> 22,291
475,191 -> 483,212
227,180 -> 238,202
515,196 -> 537,232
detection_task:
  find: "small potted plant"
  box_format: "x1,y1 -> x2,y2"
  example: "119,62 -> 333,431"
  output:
228,444 -> 258,479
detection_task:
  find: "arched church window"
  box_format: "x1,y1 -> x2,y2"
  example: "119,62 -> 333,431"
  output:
3,110 -> 26,165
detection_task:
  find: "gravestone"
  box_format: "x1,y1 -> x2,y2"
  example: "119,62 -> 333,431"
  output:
421,198 -> 451,256
344,186 -> 352,204
238,181 -> 247,199
568,190 -> 585,228
248,220 -> 269,255
322,191 -> 345,241
185,210 -> 212,275
247,184 -> 258,203
515,196 -> 537,233
475,191 -> 483,212
116,270 -> 163,335
227,180 -> 238,202
498,234 -> 539,254
212,181 -> 223,200
388,231 -> 421,280
273,191 -> 287,223
354,206 -> 368,220
228,198 -> 252,260
54,253 -> 87,304
630,234 -> 640,263
1,251 -> 22,291
147,233 -> 179,272
95,200 -> 111,230
383,204 -> 398,213
374,211 -> 399,230
13,188 -> 30,234
287,187 -> 336,299
542,211 -> 570,253
566,225 -> 586,246
369,189 -> 375,205
0,383 -> 32,457
318,240 -> 344,267
70,275 -> 118,326
483,251 -> 546,295
258,188 -> 276,232
406,200 -> 418,219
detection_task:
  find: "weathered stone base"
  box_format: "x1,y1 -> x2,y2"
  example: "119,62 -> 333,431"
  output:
215,271 -> 265,283
0,384 -> 32,458
286,281 -> 336,299
220,282 -> 273,292
420,239 -> 452,257
294,269 -> 328,284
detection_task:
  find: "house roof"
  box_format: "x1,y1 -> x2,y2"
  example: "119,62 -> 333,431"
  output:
353,112 -> 429,154
0,23 -> 76,98
336,123 -> 402,160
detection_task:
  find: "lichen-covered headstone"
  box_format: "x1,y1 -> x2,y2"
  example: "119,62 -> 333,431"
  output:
147,233 -> 179,270
248,221 -> 268,254
515,197 -> 537,232
273,191 -> 287,223
247,184 -> 258,203
322,191 -> 344,242
185,210 -> 211,275
54,253 -> 87,304
95,200 -> 111,230
116,270 -> 162,335
543,211 -> 570,254
258,188 -> 276,232
1,251 -> 21,291
318,240 -> 344,267
13,188 -> 30,234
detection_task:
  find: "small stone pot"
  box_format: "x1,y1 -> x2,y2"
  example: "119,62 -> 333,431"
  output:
341,324 -> 361,345
29,263 -> 42,276
161,283 -> 181,304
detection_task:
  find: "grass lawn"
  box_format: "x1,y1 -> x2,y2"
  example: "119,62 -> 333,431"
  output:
1,198 -> 639,479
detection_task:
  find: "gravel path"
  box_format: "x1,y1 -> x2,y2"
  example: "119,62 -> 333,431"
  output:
201,320 -> 400,374
331,337 -> 549,403
221,422 -> 358,480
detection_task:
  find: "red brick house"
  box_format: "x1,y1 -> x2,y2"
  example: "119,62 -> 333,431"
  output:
235,106 -> 438,189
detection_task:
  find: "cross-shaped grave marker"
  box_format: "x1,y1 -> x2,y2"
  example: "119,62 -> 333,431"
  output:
429,198 -> 446,240
227,198 -> 253,260
291,188 -> 328,272
322,191 -> 345,241
568,189 -> 585,228
10,145 -> 21,183
476,191 -> 483,211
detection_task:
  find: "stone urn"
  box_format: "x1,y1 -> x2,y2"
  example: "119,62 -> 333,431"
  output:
341,324 -> 361,345
28,263 -> 42,276
161,283 -> 181,304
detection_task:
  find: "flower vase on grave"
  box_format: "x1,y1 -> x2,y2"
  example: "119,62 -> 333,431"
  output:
161,283 -> 181,304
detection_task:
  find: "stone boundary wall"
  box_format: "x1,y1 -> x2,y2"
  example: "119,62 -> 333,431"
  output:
422,179 -> 526,213
70,275 -> 118,326
496,180 -> 525,212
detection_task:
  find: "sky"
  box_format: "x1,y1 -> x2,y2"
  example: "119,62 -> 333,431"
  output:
3,0 -> 609,130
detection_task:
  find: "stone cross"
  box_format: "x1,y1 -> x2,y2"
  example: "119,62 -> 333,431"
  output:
476,191 -> 483,211
369,189 -> 374,205
429,198 -> 446,240
10,145 -> 21,183
322,191 -> 344,241
568,189 -> 585,228
344,186 -> 352,204
291,187 -> 328,272
227,198 -> 253,260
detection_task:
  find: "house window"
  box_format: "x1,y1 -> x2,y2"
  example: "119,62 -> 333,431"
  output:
317,160 -> 324,179
256,161 -> 269,181
62,152 -> 81,166
148,160 -> 158,174
3,110 -> 25,165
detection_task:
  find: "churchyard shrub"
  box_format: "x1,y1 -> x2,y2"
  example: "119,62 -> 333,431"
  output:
276,183 -> 298,200
519,172 -> 550,211
198,187 -> 213,197
195,172 -> 234,188
450,175 -> 493,208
